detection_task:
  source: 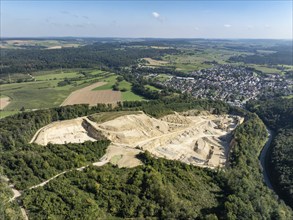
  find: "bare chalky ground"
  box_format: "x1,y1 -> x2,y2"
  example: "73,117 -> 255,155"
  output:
32,112 -> 243,169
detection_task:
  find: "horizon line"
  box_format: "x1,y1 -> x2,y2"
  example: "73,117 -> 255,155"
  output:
1,36 -> 293,41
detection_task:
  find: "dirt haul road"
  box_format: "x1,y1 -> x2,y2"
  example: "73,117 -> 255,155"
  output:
32,112 -> 243,169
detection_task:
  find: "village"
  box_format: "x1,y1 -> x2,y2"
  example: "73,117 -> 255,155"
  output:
156,64 -> 292,106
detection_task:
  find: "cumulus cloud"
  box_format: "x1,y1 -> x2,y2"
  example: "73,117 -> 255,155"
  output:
224,24 -> 232,28
152,12 -> 160,18
152,11 -> 165,23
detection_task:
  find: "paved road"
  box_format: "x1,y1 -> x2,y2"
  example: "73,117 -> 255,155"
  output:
259,129 -> 274,189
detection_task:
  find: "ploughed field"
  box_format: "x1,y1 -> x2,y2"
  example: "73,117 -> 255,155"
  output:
31,111 -> 243,169
60,81 -> 122,106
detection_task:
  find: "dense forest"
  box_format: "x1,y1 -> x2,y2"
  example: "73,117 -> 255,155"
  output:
0,43 -> 178,75
0,98 -> 292,219
0,180 -> 23,220
229,45 -> 293,65
20,113 -> 292,219
22,155 -> 223,219
247,97 -> 293,208
1,141 -> 109,189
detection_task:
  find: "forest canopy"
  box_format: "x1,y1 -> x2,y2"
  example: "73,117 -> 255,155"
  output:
247,97 -> 293,208
0,98 -> 292,219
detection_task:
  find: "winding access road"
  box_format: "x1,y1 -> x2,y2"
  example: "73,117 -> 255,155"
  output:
259,129 -> 274,189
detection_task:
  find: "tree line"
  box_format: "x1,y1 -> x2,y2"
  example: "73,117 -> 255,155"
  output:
229,45 -> 293,66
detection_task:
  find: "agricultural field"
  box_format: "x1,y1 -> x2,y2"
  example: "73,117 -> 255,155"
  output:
150,46 -> 173,49
0,39 -> 83,49
0,73 -> 32,83
33,71 -> 81,81
143,57 -> 169,66
93,76 -> 144,101
0,69 -> 87,83
137,44 -> 290,75
0,70 -> 112,115
159,48 -> 252,72
61,82 -> 122,106
145,84 -> 161,91
244,64 -> 293,75
0,80 -> 69,110
247,64 -> 284,74
0,110 -> 19,119
0,69 -> 145,118
119,80 -> 145,101
93,75 -> 118,90
153,74 -> 172,82
281,65 -> 293,70
156,46 -> 290,75
256,49 -> 277,54
32,69 -> 106,81
122,91 -> 144,101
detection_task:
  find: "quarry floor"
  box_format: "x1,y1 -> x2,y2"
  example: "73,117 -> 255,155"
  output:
31,111 -> 243,169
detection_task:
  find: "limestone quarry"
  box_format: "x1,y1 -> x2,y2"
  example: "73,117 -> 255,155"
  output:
31,111 -> 243,169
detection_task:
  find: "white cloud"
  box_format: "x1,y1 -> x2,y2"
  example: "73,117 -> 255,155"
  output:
265,24 -> 271,28
224,24 -> 232,28
152,12 -> 160,18
194,27 -> 200,31
152,12 -> 164,23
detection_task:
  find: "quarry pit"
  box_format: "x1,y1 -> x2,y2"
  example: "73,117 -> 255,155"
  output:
31,111 -> 243,169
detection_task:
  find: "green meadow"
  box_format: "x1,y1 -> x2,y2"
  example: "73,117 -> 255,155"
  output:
119,80 -> 145,101
145,84 -> 161,91
0,69 -> 108,112
0,69 -> 146,118
93,75 -> 118,90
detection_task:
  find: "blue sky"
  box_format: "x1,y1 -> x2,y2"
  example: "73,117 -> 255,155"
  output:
1,0 -> 292,39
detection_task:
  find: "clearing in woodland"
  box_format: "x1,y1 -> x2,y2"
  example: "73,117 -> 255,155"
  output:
32,111 -> 243,169
143,57 -> 169,66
